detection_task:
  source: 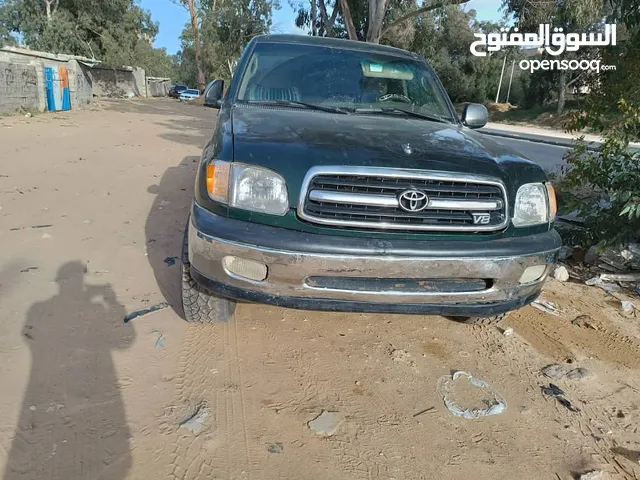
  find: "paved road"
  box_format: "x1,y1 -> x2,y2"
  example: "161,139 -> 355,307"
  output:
483,133 -> 570,174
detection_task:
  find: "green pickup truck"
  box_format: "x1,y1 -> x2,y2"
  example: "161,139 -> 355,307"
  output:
181,34 -> 561,326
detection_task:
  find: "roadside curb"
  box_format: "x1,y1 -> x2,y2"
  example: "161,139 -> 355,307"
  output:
480,128 -> 640,153
479,128 -> 599,151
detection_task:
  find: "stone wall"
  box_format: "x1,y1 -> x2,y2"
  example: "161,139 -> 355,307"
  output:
0,46 -> 153,115
89,66 -> 146,98
70,60 -> 93,108
0,60 -> 40,113
0,47 -> 97,114
146,77 -> 171,97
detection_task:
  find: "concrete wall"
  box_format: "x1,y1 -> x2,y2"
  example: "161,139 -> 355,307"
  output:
0,47 -> 157,114
0,47 -> 97,114
146,77 -> 171,97
70,60 -> 93,108
0,60 -> 40,113
89,66 -> 146,98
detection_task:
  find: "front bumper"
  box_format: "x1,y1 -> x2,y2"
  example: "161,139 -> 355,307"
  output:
188,203 -> 562,316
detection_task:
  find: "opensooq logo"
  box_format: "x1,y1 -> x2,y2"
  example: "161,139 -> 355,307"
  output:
469,24 -> 617,57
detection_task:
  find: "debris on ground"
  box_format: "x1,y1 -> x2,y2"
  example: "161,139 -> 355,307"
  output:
531,298 -> 562,316
45,403 -> 65,412
578,470 -> 604,480
553,265 -> 570,282
308,410 -> 345,437
584,246 -> 598,264
572,314 -> 598,330
541,364 -> 566,379
611,446 -> 640,465
389,348 -> 418,371
22,325 -> 34,340
585,276 -> 621,294
542,365 -> 590,381
566,367 -> 590,380
600,273 -> 640,282
436,371 -> 507,419
502,327 -> 514,336
20,267 -> 38,273
558,246 -> 573,261
541,383 -> 580,412
267,442 -> 284,453
164,256 -> 177,266
124,302 -> 169,323
412,407 -> 436,417
621,300 -> 636,315
179,404 -> 210,434
151,330 -> 165,349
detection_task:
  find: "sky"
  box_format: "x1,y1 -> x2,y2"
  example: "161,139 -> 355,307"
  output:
139,0 -> 506,55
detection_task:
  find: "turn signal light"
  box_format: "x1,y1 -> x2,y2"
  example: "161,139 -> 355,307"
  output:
546,183 -> 557,222
206,161 -> 230,202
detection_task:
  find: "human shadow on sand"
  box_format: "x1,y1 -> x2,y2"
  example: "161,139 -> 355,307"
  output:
144,156 -> 200,318
3,261 -> 135,480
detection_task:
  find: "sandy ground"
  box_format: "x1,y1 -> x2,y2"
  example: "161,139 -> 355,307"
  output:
1,98 -> 640,480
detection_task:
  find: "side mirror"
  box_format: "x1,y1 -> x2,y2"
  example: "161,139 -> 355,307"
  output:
461,103 -> 488,129
204,79 -> 224,109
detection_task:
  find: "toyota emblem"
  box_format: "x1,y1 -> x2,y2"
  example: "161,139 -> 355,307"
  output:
398,189 -> 429,212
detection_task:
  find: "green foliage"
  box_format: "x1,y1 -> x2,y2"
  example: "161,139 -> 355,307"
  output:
559,0 -> 640,246
0,0 -> 175,77
175,0 -> 276,88
564,99 -> 640,245
410,8 -> 509,104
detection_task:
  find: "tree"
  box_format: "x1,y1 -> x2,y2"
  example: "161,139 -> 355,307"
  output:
0,0 -> 164,66
410,7 -> 511,103
501,0 -> 606,114
293,0 -> 471,43
561,0 -> 640,246
173,0 -> 276,87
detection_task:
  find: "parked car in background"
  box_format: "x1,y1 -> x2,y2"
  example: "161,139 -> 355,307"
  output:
179,89 -> 201,101
169,85 -> 188,98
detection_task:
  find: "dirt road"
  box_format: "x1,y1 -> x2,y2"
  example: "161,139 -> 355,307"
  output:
1,99 -> 640,480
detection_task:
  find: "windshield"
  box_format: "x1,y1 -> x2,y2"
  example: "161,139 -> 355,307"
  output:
185,89 -> 199,95
235,42 -> 455,121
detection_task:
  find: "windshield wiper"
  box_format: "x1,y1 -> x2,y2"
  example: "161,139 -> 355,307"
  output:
354,107 -> 451,124
242,99 -> 351,115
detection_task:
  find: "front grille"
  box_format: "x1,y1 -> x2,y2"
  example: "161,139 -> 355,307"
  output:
297,167 -> 508,232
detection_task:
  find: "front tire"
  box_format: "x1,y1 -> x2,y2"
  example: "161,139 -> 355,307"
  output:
181,220 -> 236,323
454,313 -> 509,326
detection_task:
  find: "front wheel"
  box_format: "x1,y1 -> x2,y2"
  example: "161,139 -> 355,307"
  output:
181,221 -> 236,323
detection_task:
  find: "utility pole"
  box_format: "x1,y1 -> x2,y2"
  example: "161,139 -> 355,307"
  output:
495,55 -> 507,103
506,60 -> 516,104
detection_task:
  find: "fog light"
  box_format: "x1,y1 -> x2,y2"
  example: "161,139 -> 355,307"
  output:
519,265 -> 547,284
222,256 -> 268,282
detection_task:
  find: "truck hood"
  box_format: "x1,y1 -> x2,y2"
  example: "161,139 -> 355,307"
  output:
230,105 -> 546,204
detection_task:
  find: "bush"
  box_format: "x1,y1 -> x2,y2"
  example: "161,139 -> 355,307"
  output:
564,99 -> 640,246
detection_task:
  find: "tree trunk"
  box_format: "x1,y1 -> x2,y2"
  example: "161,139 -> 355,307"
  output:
379,0 -> 470,40
311,0 -> 317,36
187,0 -> 206,90
366,0 -> 387,43
557,69 -> 567,115
318,0 -> 338,37
339,0 -> 359,40
45,0 -> 53,21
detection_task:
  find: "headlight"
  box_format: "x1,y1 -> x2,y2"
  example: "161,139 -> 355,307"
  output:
205,161 -> 289,216
512,182 -> 556,227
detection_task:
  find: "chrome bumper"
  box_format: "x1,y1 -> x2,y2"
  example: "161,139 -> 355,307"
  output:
188,221 -> 556,306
